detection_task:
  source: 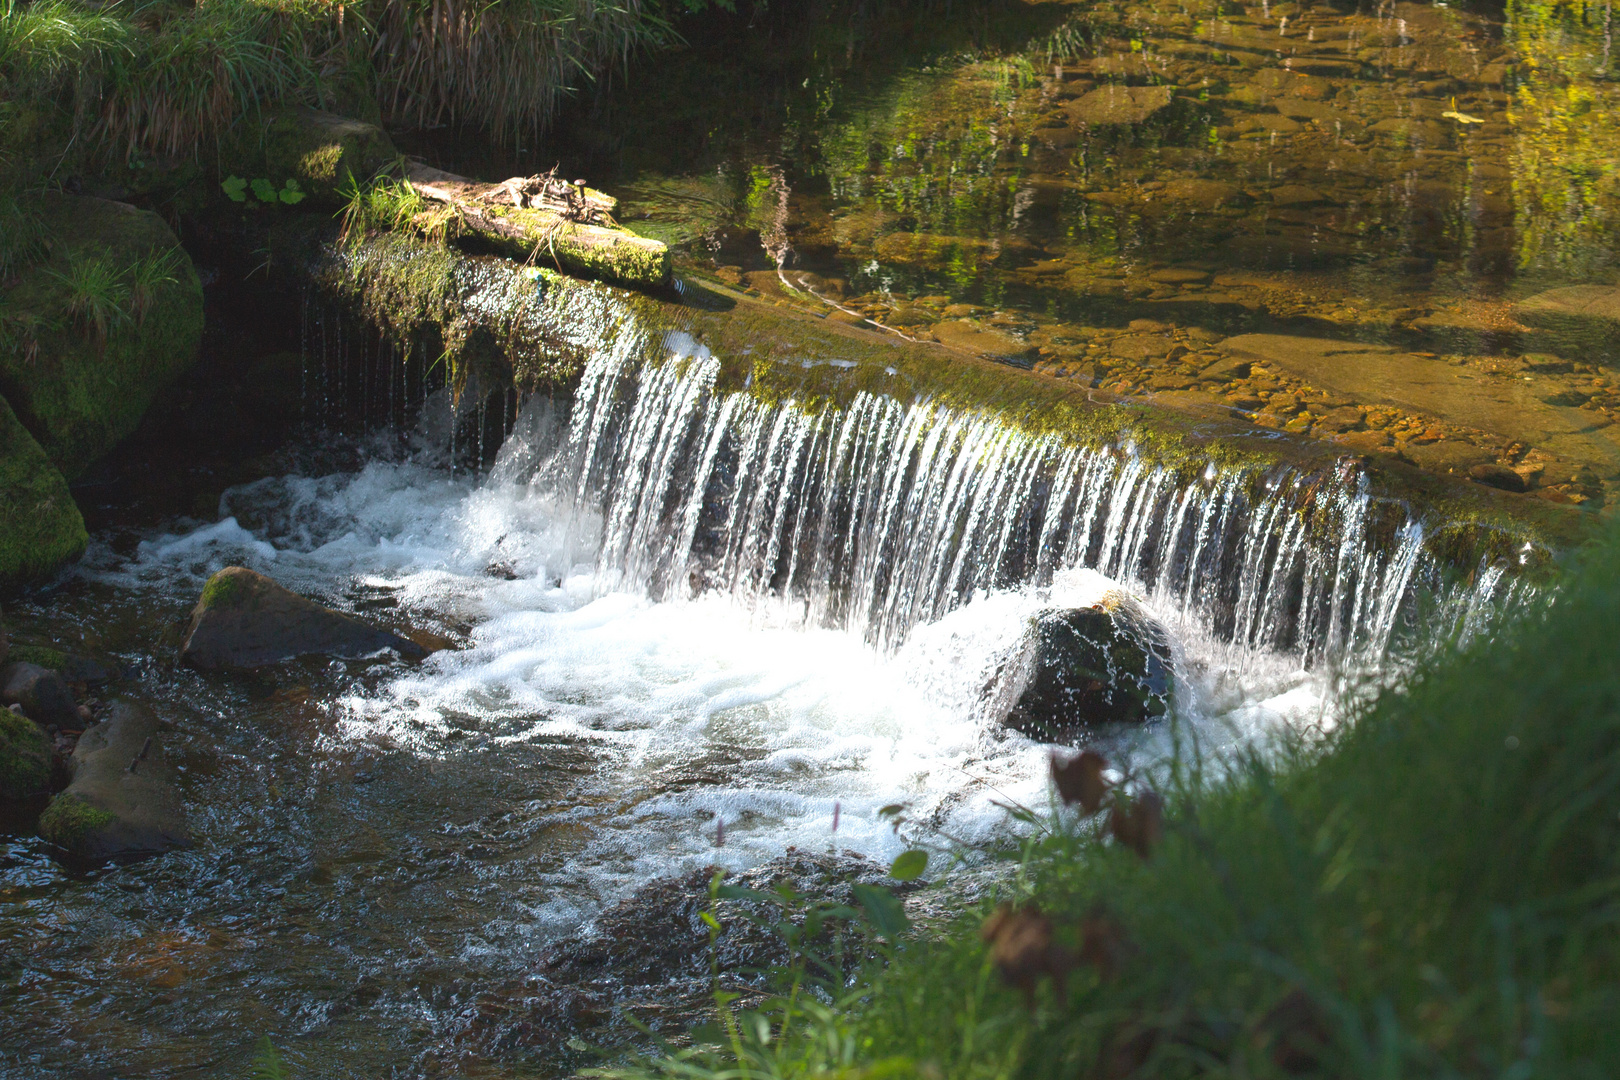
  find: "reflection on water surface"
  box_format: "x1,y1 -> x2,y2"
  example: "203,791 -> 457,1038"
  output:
522,0 -> 1620,507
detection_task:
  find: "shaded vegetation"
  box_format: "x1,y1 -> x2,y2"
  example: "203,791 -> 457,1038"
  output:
609,520 -> 1620,1078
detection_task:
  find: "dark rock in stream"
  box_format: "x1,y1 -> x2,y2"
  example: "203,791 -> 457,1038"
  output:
0,662 -> 81,728
181,566 -> 427,670
1003,597 -> 1175,743
37,702 -> 190,861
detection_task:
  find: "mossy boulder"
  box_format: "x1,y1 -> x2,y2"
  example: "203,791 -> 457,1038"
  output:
0,394 -> 87,590
0,709 -> 51,800
181,566 -> 427,669
38,701 -> 190,861
0,193 -> 204,479
225,108 -> 398,207
1003,596 -> 1176,742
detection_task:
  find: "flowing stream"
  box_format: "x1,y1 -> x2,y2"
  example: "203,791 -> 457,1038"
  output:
0,287 -> 1529,1079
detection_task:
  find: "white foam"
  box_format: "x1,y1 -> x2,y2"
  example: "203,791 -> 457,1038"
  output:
88,441 -> 1339,920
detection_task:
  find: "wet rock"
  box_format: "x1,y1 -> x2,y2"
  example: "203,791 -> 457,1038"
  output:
1221,333 -> 1620,477
1514,287 -> 1620,361
38,702 -> 190,861
1470,463 -> 1529,492
1401,439 -> 1493,475
930,320 -> 1037,362
0,709 -> 51,800
1066,85 -> 1174,126
1160,179 -> 1249,210
1330,430 -> 1394,454
0,662 -> 79,728
1110,334 -> 1179,361
1269,184 -> 1332,207
1148,267 -> 1211,284
180,567 -> 428,670
1003,597 -> 1175,743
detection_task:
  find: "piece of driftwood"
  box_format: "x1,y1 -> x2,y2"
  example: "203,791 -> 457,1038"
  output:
404,161 -> 670,288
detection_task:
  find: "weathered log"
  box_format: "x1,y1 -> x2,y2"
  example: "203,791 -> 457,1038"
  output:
404,162 -> 670,289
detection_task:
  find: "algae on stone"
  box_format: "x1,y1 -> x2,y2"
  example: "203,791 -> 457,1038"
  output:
0,710 -> 51,800
0,193 -> 203,479
0,394 -> 87,591
37,790 -> 114,847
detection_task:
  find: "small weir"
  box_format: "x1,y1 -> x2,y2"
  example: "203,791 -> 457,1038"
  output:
298,250 -> 1537,675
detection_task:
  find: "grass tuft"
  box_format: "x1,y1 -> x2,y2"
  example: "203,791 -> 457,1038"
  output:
44,252 -> 131,351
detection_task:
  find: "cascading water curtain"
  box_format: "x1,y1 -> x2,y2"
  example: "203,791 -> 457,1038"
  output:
534,329 -> 1513,667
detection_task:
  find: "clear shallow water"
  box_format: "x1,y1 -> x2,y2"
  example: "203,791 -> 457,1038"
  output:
1,414 -> 1335,1078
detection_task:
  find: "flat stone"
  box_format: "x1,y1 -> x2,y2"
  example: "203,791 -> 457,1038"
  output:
1516,286 -> 1620,322
1330,430 -> 1394,454
1160,179 -> 1250,210
181,567 -> 427,670
1148,268 -> 1212,284
1066,84 -> 1174,126
1470,463 -> 1529,492
38,702 -> 190,862
929,320 -> 1036,361
1269,184 -> 1332,207
1110,334 -> 1179,361
1220,333 -> 1620,473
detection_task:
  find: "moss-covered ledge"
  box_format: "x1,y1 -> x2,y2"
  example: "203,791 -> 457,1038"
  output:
0,193 -> 203,480
301,228 -> 1597,576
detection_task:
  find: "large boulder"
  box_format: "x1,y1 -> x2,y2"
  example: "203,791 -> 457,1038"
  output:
0,709 -> 51,800
37,702 -> 190,860
180,566 -> 427,670
0,661 -> 79,728
0,395 -> 87,591
0,193 -> 203,479
1002,595 -> 1175,743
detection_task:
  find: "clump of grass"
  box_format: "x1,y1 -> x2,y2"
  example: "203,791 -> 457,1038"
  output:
0,296 -> 61,365
2,0 -> 676,167
128,245 -> 182,325
45,252 -> 131,350
614,522 -> 1620,1079
0,192 -> 48,278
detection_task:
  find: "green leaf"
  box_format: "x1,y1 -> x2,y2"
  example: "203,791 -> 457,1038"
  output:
278,180 -> 306,205
251,178 -> 279,204
878,803 -> 906,818
221,175 -> 248,202
700,911 -> 722,930
852,883 -> 909,940
889,850 -> 929,881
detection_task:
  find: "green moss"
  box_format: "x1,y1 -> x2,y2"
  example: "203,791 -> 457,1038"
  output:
476,205 -> 672,288
199,568 -> 246,610
226,108 -> 399,208
37,791 -> 114,848
306,234 -> 1590,582
7,645 -> 67,671
0,710 -> 51,799
0,193 -> 204,479
0,394 -> 88,590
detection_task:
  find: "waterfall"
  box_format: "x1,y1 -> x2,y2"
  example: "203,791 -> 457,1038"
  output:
525,325 -> 1516,666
